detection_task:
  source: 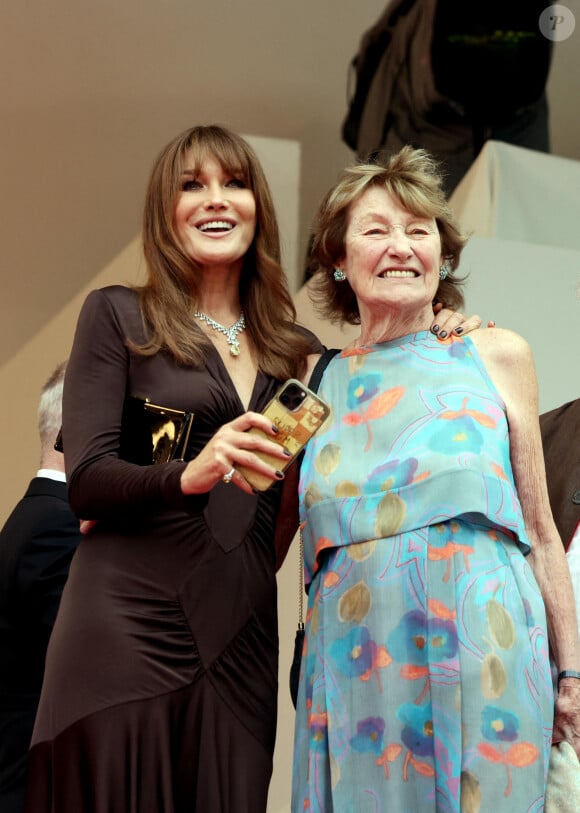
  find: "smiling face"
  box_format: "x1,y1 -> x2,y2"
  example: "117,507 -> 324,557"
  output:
340,186 -> 442,325
174,153 -> 257,273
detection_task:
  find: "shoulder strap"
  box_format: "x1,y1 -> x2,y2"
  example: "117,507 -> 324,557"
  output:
296,348 -> 340,477
308,348 -> 340,394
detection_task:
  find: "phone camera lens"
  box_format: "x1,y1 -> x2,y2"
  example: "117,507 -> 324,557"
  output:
280,383 -> 306,412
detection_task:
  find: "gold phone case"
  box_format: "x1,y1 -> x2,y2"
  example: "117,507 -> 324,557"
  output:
237,379 -> 330,491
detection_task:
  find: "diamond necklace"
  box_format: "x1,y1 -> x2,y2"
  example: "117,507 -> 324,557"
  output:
194,310 -> 246,357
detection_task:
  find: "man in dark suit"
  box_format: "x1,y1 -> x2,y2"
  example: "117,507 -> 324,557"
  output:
540,398 -> 580,551
0,361 -> 82,813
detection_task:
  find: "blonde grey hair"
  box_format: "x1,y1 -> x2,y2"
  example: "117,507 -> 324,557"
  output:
38,361 -> 67,458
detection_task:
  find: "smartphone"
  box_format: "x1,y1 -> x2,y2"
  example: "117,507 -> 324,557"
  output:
236,379 -> 331,491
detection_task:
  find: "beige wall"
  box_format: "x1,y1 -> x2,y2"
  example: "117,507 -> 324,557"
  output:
0,0 -> 388,365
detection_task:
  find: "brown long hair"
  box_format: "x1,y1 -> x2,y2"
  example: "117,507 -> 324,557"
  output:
309,146 -> 468,325
134,125 -> 312,380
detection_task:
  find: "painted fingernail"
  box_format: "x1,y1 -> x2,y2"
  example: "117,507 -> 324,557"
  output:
454,326 -> 463,335
283,449 -> 292,457
271,424 -> 279,434
431,324 -> 440,334
439,330 -> 448,339
275,470 -> 285,480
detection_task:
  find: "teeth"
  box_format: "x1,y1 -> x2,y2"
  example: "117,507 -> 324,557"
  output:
380,270 -> 416,278
198,221 -> 234,232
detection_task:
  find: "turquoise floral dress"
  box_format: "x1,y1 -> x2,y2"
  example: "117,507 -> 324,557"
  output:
292,331 -> 553,813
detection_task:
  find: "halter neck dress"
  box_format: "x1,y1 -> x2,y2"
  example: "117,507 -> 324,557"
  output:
293,331 -> 552,813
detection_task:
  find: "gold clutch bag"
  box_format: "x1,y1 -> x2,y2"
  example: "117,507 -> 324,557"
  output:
118,397 -> 194,464
55,396 -> 194,465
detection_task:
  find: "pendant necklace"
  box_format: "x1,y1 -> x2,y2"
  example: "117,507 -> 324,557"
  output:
194,310 -> 246,357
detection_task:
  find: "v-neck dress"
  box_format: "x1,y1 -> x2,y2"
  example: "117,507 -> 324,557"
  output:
24,285 -> 322,813
292,332 -> 553,813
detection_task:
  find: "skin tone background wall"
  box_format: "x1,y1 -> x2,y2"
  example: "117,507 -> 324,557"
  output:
1,3 -> 579,810
1,0 -> 579,363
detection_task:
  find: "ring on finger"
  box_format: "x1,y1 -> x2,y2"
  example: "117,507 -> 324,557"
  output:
222,467 -> 236,484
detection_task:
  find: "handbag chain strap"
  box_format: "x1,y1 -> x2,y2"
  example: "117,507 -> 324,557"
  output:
298,530 -> 304,629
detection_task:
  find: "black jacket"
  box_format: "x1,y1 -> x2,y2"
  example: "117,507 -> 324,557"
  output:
540,399 -> 580,549
0,477 -> 81,813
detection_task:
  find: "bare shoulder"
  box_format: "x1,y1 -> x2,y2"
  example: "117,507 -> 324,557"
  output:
467,327 -> 533,368
467,328 -> 538,411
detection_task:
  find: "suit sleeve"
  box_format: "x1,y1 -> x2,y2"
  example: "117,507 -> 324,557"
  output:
17,502 -> 82,627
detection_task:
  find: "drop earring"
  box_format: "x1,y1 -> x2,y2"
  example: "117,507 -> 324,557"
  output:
333,268 -> 346,282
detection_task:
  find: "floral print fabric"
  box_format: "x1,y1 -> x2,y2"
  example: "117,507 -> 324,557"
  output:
293,332 -> 553,813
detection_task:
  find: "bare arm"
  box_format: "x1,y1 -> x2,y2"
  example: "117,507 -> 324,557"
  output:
472,328 -> 580,753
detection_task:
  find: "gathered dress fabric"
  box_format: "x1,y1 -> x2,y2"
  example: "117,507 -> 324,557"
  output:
24,285 -> 321,813
292,331 -> 553,813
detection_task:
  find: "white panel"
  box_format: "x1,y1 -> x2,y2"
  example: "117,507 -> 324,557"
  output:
461,236 -> 580,413
244,134 -> 302,292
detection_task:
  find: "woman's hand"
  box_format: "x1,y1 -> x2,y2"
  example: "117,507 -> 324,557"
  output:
553,682 -> 580,758
430,303 -> 495,340
180,411 -> 291,496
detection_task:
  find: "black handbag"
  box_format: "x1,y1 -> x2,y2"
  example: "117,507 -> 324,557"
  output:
289,348 -> 340,709
289,627 -> 305,708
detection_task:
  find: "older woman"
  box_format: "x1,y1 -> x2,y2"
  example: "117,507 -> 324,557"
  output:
293,146 -> 580,812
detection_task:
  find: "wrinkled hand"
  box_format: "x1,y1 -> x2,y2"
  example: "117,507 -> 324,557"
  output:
180,411 -> 290,496
553,683 -> 580,759
431,303 -> 495,340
